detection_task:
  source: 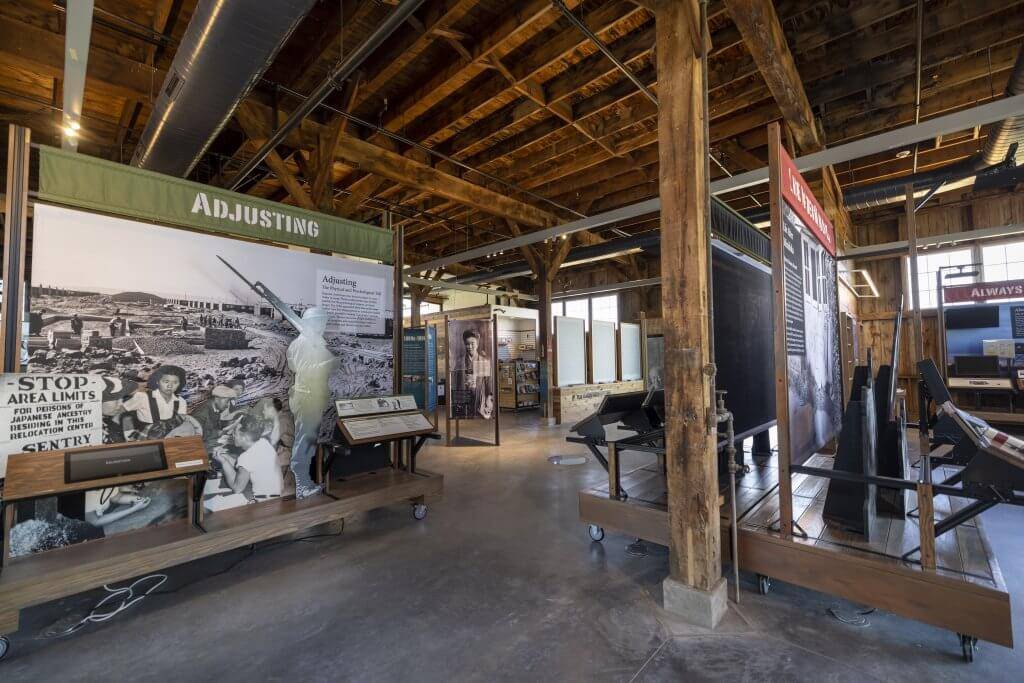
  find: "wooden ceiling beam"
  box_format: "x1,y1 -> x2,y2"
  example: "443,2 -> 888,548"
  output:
233,104 -> 318,211
0,14 -> 163,103
798,0 -> 1023,88
724,0 -> 821,153
311,72 -> 362,210
350,0 -> 481,113
374,0 -> 580,137
810,17 -> 1024,112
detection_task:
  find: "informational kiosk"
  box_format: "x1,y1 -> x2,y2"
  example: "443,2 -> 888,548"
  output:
444,315 -> 500,446
0,133 -> 443,657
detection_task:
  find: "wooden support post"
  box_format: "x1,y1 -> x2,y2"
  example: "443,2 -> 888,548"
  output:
2,125 -> 30,372
537,264 -> 556,426
392,216 -> 404,394
492,316 -> 501,446
444,315 -> 452,446
768,122 -> 795,540
640,312 -> 649,389
607,442 -> 621,500
906,185 -> 936,571
655,0 -> 725,626
410,289 -> 423,327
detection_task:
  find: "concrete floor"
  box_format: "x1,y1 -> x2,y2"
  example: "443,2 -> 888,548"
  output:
4,413 -> 1024,681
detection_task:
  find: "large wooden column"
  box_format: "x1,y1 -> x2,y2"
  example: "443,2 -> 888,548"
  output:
537,263 -> 556,425
655,0 -> 725,626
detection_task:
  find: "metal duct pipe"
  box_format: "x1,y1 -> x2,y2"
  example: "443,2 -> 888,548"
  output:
132,0 -> 318,176
840,46 -> 1024,212
842,155 -> 993,211
228,0 -> 426,190
983,49 -> 1024,166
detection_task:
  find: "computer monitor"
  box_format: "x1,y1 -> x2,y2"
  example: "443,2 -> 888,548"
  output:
946,305 -> 1000,329
595,391 -> 648,426
953,354 -> 1002,378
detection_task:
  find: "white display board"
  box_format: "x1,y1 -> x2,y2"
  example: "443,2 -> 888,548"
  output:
590,320 -> 617,383
555,315 -> 587,387
619,322 -> 642,381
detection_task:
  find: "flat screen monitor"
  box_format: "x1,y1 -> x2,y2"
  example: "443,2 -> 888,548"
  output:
596,391 -> 647,425
946,305 -> 1000,330
642,388 -> 665,425
65,443 -> 167,484
953,354 -> 1001,378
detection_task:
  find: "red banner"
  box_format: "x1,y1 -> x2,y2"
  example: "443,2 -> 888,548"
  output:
778,146 -> 835,256
943,278 -> 1024,303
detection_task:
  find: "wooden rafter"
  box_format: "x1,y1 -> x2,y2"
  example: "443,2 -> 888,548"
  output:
724,0 -> 821,153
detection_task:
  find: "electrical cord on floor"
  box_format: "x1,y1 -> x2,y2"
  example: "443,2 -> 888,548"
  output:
827,603 -> 876,627
38,520 -> 345,640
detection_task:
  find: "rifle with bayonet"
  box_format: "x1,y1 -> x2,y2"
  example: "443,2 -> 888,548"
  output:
217,256 -> 304,332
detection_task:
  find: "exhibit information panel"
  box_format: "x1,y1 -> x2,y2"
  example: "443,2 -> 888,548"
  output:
619,323 -> 642,382
339,412 -> 434,443
773,148 -> 842,465
555,316 -> 587,387
13,203 -> 395,553
447,319 -> 495,420
402,326 -> 437,412
590,320 -> 617,384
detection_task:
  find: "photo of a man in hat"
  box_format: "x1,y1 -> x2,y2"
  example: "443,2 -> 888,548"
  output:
101,376 -> 140,443
192,384 -> 245,448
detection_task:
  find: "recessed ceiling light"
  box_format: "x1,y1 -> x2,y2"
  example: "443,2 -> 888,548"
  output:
896,150 -> 911,159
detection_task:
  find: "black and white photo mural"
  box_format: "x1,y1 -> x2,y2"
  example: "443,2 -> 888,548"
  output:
7,204 -> 395,556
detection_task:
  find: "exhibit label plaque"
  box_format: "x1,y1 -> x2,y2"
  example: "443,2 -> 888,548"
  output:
336,395 -> 419,417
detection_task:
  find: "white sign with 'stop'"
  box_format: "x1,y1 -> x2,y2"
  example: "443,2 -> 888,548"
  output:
0,374 -> 105,477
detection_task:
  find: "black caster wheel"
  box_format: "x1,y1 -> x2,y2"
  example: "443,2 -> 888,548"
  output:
0,635 -> 9,661
412,503 -> 428,521
959,633 -> 977,663
588,524 -> 605,542
757,574 -> 772,595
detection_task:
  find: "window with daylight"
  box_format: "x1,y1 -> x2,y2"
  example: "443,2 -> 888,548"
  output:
906,248 -> 974,309
982,240 -> 1024,288
590,295 -> 619,325
564,298 -> 590,330
552,294 -> 619,331
402,297 -> 441,320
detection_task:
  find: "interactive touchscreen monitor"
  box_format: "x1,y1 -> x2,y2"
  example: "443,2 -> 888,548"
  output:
65,442 -> 167,484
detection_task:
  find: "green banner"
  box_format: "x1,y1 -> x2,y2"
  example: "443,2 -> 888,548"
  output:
37,146 -> 393,263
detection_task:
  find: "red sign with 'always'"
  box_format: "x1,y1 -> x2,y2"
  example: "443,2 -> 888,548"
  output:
779,146 -> 835,256
943,279 -> 1024,303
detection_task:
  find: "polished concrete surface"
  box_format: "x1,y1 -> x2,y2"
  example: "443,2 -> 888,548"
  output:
4,413 -> 1024,681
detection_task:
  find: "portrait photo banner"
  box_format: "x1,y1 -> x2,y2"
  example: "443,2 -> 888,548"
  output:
447,319 -> 495,420
37,146 -> 393,263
